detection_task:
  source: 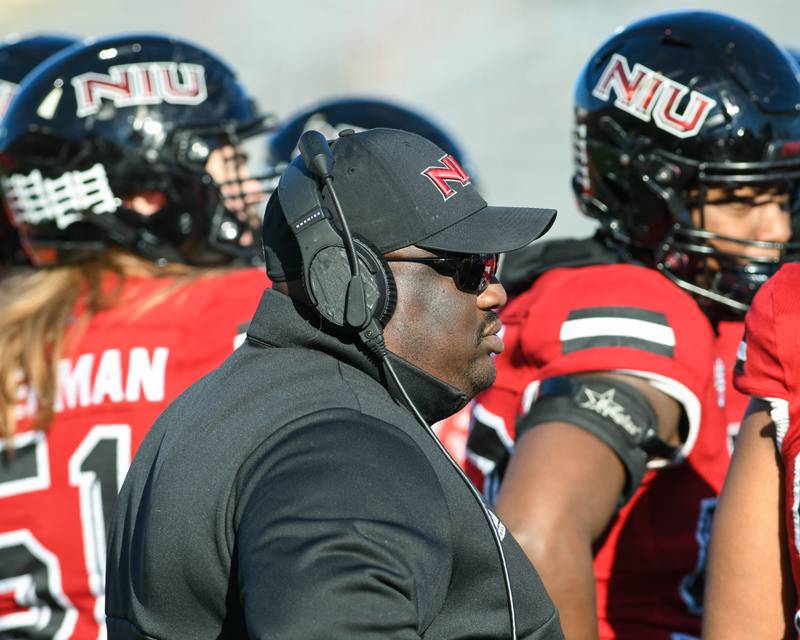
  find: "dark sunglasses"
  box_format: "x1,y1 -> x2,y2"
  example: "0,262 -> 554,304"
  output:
385,253 -> 499,294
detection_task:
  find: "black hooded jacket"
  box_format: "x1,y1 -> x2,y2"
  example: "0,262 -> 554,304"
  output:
105,288 -> 563,640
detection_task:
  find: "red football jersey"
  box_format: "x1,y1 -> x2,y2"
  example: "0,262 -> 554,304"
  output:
466,263 -> 747,640
0,267 -> 267,639
434,404 -> 471,467
733,262 -> 800,630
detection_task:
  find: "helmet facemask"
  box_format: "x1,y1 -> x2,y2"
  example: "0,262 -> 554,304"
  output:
156,114 -> 281,265
646,150 -> 800,314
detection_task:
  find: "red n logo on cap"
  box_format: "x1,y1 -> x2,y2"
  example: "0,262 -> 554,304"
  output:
422,155 -> 471,201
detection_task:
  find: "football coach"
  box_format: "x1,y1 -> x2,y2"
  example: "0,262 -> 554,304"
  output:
105,128 -> 564,640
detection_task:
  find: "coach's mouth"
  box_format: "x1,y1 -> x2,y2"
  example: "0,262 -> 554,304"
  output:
480,318 -> 504,355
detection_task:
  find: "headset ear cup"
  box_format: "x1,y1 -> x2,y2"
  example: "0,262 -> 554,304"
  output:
372,249 -> 397,327
306,245 -> 353,327
352,236 -> 396,327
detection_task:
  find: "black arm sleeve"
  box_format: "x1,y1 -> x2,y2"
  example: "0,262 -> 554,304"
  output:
517,375 -> 676,503
234,411 -> 454,639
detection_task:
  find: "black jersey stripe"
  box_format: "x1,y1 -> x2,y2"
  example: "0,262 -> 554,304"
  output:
561,306 -> 675,357
0,436 -> 40,488
466,418 -> 510,466
562,335 -> 674,357
567,306 -> 670,325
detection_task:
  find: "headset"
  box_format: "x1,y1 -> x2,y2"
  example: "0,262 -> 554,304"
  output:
277,129 -> 518,639
277,129 -> 395,341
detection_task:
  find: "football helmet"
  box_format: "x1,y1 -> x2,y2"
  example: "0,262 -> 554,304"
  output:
0,33 -> 79,267
573,11 -> 800,313
0,33 -> 277,266
268,96 -> 474,178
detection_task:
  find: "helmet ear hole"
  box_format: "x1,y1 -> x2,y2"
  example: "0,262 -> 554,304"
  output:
600,173 -> 632,213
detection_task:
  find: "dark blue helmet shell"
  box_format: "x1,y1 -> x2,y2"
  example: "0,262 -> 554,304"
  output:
268,96 -> 474,180
0,33 -> 79,87
0,32 -> 79,266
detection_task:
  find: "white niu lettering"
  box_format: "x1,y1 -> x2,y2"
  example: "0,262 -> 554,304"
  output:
45,347 -> 169,413
592,53 -> 717,139
72,62 -> 208,118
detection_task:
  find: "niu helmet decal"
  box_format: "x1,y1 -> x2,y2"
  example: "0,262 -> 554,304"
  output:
72,62 -> 208,118
592,53 -> 717,139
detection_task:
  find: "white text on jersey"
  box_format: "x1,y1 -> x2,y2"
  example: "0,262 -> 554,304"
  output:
17,347 -> 169,417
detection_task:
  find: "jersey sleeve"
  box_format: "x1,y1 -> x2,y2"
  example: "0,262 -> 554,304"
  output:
519,264 -> 707,384
519,265 -> 707,439
181,267 -> 268,352
467,264 -> 708,493
733,265 -> 800,452
235,413 -> 452,639
734,269 -> 790,401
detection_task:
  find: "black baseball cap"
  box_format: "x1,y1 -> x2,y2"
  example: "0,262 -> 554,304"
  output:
263,127 -> 556,281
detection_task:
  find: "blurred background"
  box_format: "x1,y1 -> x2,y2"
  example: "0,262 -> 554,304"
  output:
3,0 -> 798,239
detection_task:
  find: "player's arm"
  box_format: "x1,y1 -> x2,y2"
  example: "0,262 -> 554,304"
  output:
495,373 -> 681,640
703,399 -> 794,639
235,413 -> 452,639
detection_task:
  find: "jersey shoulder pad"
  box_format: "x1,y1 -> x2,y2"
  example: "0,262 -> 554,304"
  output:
735,264 -> 800,399
190,267 -> 267,347
500,236 -> 620,296
116,267 -> 267,353
187,267 -> 267,311
511,263 -> 713,392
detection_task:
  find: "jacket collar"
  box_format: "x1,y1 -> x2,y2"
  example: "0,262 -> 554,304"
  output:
246,289 -> 468,424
